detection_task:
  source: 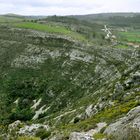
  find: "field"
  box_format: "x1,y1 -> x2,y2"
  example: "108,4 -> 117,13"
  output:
14,22 -> 71,34
114,45 -> 129,49
13,22 -> 86,41
119,31 -> 140,43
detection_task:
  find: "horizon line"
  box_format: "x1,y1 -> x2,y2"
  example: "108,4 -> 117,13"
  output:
0,12 -> 140,17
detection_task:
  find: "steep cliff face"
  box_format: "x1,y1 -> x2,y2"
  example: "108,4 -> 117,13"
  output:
0,16 -> 139,140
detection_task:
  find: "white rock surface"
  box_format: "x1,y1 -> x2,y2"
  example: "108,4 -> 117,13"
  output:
8,120 -> 22,133
69,132 -> 94,140
32,105 -> 50,120
11,45 -> 61,68
31,98 -> 42,110
85,104 -> 94,117
19,123 -> 49,135
70,49 -> 93,63
13,98 -> 19,105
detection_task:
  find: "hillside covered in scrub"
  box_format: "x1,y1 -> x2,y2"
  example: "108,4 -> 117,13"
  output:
0,13 -> 139,140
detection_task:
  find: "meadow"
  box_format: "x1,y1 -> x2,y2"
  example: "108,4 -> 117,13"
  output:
13,22 -> 86,41
119,31 -> 140,43
114,45 -> 129,49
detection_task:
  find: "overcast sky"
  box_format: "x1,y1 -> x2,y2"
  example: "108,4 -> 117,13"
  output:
0,0 -> 140,15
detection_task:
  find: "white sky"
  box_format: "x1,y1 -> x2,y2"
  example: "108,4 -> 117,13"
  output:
0,0 -> 140,15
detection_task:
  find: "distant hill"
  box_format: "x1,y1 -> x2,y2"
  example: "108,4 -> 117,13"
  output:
72,12 -> 140,20
3,13 -> 24,17
72,13 -> 140,27
1,13 -> 47,21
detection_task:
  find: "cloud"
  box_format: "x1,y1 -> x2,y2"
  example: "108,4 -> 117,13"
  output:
0,0 -> 139,15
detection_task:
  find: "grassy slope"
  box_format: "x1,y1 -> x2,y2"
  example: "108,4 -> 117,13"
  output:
114,45 -> 129,49
15,22 -> 71,34
13,22 -> 87,41
0,16 -> 23,23
119,31 -> 140,43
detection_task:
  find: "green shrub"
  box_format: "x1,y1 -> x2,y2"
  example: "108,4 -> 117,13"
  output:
35,128 -> 51,139
73,117 -> 80,124
93,133 -> 107,139
9,108 -> 33,121
17,136 -> 40,140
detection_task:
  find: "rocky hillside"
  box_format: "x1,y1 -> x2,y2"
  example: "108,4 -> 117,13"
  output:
0,15 -> 139,140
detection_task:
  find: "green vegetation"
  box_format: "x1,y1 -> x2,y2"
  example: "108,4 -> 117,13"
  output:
15,22 -> 71,34
17,136 -> 40,140
119,31 -> 140,43
13,22 -> 86,41
114,45 -> 129,49
58,100 -> 138,134
74,13 -> 140,27
0,13 -> 139,139
36,129 -> 51,139
93,133 -> 107,139
0,16 -> 23,23
94,100 -> 138,122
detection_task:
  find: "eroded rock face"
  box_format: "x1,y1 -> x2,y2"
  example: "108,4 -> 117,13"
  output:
8,121 -> 49,137
19,123 -> 49,136
114,82 -> 124,94
125,71 -> 140,88
49,135 -> 65,140
8,120 -> 22,133
69,122 -> 107,140
85,100 -> 114,119
85,104 -> 97,117
11,45 -> 61,69
69,132 -> 93,140
104,106 -> 140,138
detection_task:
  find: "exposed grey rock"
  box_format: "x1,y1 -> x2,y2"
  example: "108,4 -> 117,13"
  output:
104,106 -> 140,138
69,132 -> 94,140
11,45 -> 61,69
49,135 -> 65,140
19,123 -> 49,136
85,104 -> 98,118
69,122 -> 107,140
85,100 -> 112,119
69,49 -> 94,63
125,71 -> 140,87
114,82 -> 124,94
85,104 -> 96,117
13,98 -> 19,105
32,105 -> 50,120
8,120 -> 22,133
31,98 -> 42,110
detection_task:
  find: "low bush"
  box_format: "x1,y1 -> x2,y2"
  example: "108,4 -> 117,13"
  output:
17,136 -> 40,140
35,128 -> 51,139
